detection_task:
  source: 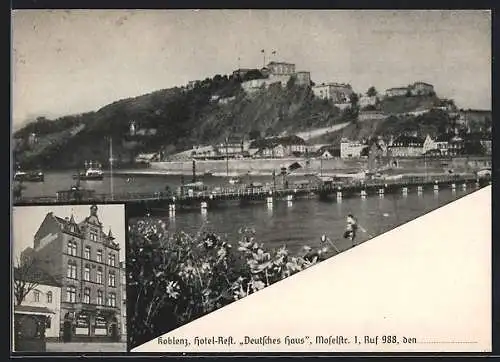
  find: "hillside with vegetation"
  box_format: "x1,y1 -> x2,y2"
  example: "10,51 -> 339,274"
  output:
13,75 -> 350,169
13,73 -> 470,169
379,94 -> 440,114
309,108 -> 455,144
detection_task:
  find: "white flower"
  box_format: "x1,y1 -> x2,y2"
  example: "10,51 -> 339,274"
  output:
238,240 -> 252,249
250,279 -> 266,291
179,264 -> 196,279
217,248 -> 227,259
166,281 -> 180,299
276,246 -> 288,257
200,262 -> 211,274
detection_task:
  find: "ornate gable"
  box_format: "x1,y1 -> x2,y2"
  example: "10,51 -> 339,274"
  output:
84,204 -> 102,228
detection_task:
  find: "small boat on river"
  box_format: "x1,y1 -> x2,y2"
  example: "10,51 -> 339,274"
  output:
229,176 -> 243,185
72,162 -> 104,181
14,170 -> 44,182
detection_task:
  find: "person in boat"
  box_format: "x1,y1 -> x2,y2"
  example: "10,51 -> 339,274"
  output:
343,214 -> 359,245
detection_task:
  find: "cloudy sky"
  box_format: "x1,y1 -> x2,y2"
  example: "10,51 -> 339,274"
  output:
11,10 -> 491,129
12,204 -> 126,263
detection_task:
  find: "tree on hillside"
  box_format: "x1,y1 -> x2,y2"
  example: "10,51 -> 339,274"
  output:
360,146 -> 370,157
366,86 -> 377,97
462,141 -> 485,156
349,92 -> 359,108
249,129 -> 261,140
242,70 -> 265,82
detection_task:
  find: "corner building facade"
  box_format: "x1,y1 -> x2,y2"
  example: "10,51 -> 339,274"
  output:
22,205 -> 123,341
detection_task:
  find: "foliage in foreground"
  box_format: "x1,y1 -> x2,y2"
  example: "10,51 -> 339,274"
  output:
127,218 -> 329,348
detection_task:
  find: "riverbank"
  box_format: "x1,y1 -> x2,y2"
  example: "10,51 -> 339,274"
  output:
107,168 -> 474,180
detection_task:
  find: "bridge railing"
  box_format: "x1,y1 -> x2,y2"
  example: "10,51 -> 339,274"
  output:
15,174 -> 482,204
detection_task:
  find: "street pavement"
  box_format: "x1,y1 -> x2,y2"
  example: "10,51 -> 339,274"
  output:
46,342 -> 127,352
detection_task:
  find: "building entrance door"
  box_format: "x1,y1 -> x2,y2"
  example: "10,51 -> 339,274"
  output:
62,321 -> 72,342
110,323 -> 118,341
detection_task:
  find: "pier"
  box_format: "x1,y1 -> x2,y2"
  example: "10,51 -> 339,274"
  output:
14,173 -> 491,216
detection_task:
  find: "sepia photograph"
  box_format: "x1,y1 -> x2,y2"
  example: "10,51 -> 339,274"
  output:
11,204 -> 127,352
10,9 -> 492,353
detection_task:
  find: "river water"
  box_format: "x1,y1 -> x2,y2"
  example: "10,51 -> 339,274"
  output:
20,171 -> 305,198
143,187 -> 472,255
21,171 -> 476,255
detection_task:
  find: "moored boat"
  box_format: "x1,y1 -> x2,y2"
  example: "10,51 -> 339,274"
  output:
228,176 -> 243,185
73,161 -> 104,180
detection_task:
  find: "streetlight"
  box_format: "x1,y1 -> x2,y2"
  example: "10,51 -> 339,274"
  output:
192,159 -> 196,183
109,136 -> 114,201
225,137 -> 229,177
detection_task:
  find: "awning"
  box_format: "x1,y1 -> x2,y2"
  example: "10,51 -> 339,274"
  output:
15,305 -> 55,317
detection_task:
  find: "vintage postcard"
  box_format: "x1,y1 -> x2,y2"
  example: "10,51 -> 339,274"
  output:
11,9 -> 492,354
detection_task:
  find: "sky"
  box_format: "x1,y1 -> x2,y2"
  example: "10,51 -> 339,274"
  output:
11,9 -> 491,129
12,204 -> 126,263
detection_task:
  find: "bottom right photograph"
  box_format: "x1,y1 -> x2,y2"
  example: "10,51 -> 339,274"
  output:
130,184 -> 491,353
125,175 -> 491,351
